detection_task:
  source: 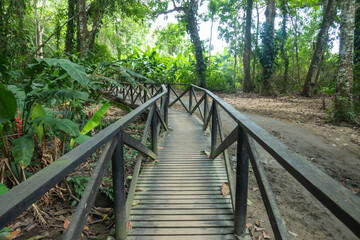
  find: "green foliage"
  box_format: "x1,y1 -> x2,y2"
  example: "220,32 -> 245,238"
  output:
0,227 -> 13,240
0,83 -> 17,124
100,177 -> 114,202
12,136 -> 35,168
69,176 -> 89,206
0,183 -> 8,196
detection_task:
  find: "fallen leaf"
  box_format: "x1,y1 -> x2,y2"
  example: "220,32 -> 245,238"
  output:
254,226 -> 265,232
263,231 -> 270,239
63,219 -> 70,229
258,236 -> 262,240
246,223 -> 252,229
206,133 -> 210,137
288,231 -> 298,237
340,129 -> 344,132
83,225 -> 89,231
126,221 -> 132,229
127,176 -> 133,180
157,146 -> 164,149
135,189 -> 146,192
221,182 -> 230,196
253,187 -> 259,192
146,163 -> 153,166
4,228 -> 21,239
247,199 -> 252,205
255,220 -> 261,227
201,150 -> 211,158
132,200 -> 141,207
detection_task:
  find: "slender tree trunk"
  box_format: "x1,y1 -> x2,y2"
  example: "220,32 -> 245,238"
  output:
243,0 -> 254,92
209,16 -> 213,71
187,0 -> 206,87
280,0 -> 289,93
88,0 -> 108,51
260,0 -> 276,96
335,0 -> 355,120
234,19 -> 237,83
15,0 -> 27,54
77,0 -> 88,56
302,0 -> 338,96
65,0 -> 75,53
252,3 -> 259,85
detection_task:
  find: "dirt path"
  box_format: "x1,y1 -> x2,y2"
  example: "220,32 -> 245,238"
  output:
170,91 -> 360,239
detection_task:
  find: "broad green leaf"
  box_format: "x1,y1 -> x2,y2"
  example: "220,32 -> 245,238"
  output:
0,83 -> 17,124
33,117 -> 80,138
70,102 -> 109,149
81,102 -> 109,135
0,183 -> 8,196
36,58 -> 89,87
71,134 -> 91,148
32,104 -> 46,143
109,101 -> 132,113
59,61 -> 89,87
12,135 -> 34,167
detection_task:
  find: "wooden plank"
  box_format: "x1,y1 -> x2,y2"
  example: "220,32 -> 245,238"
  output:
131,209 -> 232,215
130,215 -> 233,221
136,199 -> 231,204
133,195 -> 230,200
134,190 -> 223,195
127,235 -> 234,240
127,228 -> 234,235
136,183 -> 223,187
131,220 -> 234,228
134,187 -> 221,191
132,204 -> 232,209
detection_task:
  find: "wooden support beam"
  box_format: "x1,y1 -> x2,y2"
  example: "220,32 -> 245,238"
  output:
64,137 -> 117,239
123,132 -> 156,160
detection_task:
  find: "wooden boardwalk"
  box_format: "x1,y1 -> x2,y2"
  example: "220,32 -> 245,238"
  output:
127,109 -> 234,239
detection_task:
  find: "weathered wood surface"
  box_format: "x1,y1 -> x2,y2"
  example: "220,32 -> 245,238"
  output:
128,109 -> 233,239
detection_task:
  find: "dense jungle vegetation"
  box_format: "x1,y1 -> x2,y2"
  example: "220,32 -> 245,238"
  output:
0,0 -> 359,237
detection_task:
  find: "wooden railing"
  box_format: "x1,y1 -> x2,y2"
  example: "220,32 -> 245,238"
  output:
0,84 -> 169,240
118,82 -> 360,239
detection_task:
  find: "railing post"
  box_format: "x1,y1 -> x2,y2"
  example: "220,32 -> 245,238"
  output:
151,84 -> 154,96
204,92 -> 208,124
164,84 -> 170,126
143,83 -> 147,102
211,102 -> 217,154
112,131 -> 127,240
189,85 -> 193,113
122,85 -> 125,99
151,105 -> 158,155
130,85 -> 134,104
234,126 -> 249,238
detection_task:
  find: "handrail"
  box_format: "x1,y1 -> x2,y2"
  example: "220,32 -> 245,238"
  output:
0,84 -> 169,240
189,84 -> 360,238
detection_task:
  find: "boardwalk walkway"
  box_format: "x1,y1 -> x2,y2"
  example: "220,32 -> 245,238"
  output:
127,108 -> 234,239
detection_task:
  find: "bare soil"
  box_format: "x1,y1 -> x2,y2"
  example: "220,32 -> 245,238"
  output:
215,92 -> 360,240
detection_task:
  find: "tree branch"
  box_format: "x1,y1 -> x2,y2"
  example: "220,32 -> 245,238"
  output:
23,13 -> 79,67
157,6 -> 185,17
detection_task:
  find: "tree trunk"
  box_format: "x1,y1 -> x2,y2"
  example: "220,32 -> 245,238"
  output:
260,0 -> 276,96
208,16 -> 213,71
234,18 -> 237,83
88,0 -> 108,51
65,0 -> 75,53
335,0 -> 355,121
302,0 -> 338,97
280,0 -> 289,93
252,3 -> 259,85
77,0 -> 88,56
243,0 -> 254,92
186,0 -> 206,87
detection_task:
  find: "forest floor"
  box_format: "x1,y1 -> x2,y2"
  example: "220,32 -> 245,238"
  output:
215,92 -> 360,240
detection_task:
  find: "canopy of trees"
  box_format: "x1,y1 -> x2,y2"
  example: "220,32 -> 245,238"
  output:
0,0 -> 358,123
